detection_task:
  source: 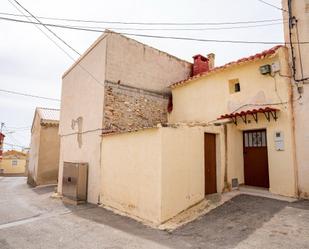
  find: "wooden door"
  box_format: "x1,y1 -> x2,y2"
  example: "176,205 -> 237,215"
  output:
243,130 -> 270,188
204,133 -> 217,195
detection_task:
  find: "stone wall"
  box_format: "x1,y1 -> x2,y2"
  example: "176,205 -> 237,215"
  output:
103,81 -> 169,132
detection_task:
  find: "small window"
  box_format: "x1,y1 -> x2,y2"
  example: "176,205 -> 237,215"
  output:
234,83 -> 240,92
229,79 -> 241,94
12,160 -> 18,167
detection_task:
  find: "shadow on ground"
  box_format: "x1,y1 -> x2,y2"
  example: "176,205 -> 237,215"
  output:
31,185 -> 56,195
65,194 -> 309,249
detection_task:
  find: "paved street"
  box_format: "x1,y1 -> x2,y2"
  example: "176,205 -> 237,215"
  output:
1,177 -> 309,249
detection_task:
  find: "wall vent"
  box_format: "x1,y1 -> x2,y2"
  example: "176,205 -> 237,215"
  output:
231,178 -> 239,189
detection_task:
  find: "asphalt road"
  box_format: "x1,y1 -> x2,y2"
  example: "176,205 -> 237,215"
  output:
1,177 -> 309,249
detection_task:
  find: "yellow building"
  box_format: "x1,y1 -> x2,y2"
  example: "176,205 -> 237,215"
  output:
56,30 -> 298,226
0,150 -> 27,176
169,45 -> 296,198
99,45 -> 297,225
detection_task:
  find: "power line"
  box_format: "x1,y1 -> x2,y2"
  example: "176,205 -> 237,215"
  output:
1,16 -> 309,44
0,88 -> 60,102
7,1 -> 80,62
6,3 -> 106,89
257,0 -> 288,12
3,126 -> 31,130
3,126 -> 25,147
0,11 -> 286,26
0,15 -> 285,31
72,22 -> 286,31
4,142 -> 25,148
8,0 -> 81,56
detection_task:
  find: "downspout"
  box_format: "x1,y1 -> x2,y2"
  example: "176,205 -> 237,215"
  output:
98,33 -> 109,205
287,0 -> 300,198
223,124 -> 230,192
289,66 -> 300,197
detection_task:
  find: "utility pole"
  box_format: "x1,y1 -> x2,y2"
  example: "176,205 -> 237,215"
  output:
0,122 -> 4,161
0,122 -> 4,133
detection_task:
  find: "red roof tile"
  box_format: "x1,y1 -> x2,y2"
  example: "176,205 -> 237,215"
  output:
219,107 -> 279,120
170,45 -> 284,89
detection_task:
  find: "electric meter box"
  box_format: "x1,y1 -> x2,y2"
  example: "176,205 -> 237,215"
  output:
271,62 -> 280,73
274,131 -> 284,151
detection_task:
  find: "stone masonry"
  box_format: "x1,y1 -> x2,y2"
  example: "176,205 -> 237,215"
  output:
103,81 -> 169,133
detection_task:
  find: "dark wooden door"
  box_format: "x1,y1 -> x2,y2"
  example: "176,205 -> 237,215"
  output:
204,133 -> 217,195
243,129 -> 269,188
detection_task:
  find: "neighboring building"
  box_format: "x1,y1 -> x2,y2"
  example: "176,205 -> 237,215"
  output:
27,107 -> 60,186
57,31 -> 192,204
282,0 -> 309,198
94,45 -> 298,225
0,150 -> 27,176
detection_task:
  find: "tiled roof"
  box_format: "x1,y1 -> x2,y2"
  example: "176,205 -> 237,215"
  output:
170,45 -> 284,89
219,107 -> 279,120
37,108 -> 60,123
3,150 -> 27,158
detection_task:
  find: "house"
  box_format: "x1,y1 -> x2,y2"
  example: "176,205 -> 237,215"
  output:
27,107 -> 60,186
57,31 -> 192,204
99,45 -> 297,225
282,0 -> 309,198
0,150 -> 27,176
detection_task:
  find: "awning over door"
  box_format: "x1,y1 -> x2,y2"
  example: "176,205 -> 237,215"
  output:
218,107 -> 279,125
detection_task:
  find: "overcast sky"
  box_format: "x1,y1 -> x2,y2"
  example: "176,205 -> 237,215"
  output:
0,0 -> 284,150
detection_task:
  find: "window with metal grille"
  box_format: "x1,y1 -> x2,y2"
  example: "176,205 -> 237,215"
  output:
244,130 -> 267,148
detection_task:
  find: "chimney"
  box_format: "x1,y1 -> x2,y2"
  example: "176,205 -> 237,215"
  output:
207,53 -> 215,70
192,54 -> 209,76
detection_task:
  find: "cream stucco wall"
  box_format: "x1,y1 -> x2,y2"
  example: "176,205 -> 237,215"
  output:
36,125 -> 60,185
282,0 -> 309,197
58,34 -> 108,203
160,125 -> 224,221
101,128 -> 162,224
170,47 -> 297,197
101,125 -> 224,224
105,32 -> 192,93
27,112 -> 41,183
28,110 -> 60,186
58,32 -> 193,204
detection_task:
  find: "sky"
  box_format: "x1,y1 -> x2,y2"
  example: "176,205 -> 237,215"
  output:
0,0 -> 285,150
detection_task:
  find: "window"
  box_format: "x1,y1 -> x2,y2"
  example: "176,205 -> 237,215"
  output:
234,83 -> 240,92
244,130 -> 267,148
12,159 -> 18,167
229,79 -> 241,94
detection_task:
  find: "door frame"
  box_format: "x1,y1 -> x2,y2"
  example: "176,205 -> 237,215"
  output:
242,128 -> 270,188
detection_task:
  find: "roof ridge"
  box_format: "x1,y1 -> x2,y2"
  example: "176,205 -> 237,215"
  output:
37,107 -> 60,111
170,45 -> 285,88
105,30 -> 192,65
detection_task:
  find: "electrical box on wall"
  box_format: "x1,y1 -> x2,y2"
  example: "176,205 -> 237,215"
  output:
271,62 -> 280,73
274,131 -> 284,151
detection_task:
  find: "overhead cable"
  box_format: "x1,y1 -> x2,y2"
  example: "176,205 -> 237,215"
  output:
257,0 -> 288,12
0,11 -> 286,26
8,0 -> 81,56
0,88 -> 60,102
0,15 -> 286,31
1,16 -> 308,44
